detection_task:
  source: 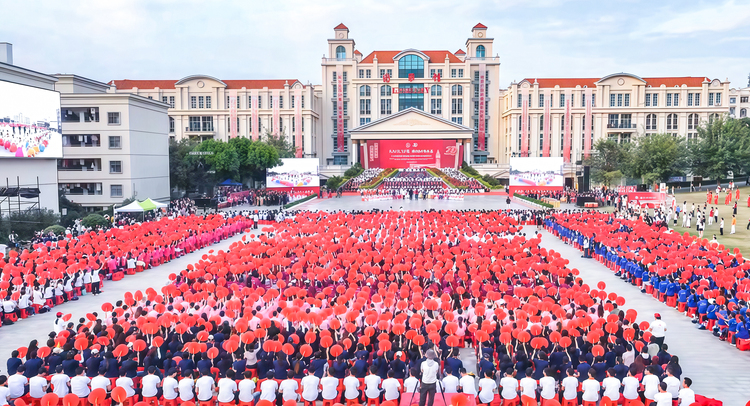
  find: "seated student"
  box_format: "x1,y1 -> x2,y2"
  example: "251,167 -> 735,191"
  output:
642,366 -> 661,405
364,365 -> 382,401
621,367 -> 640,404
662,368 -> 680,400
458,368 -> 476,397
382,370 -> 402,401
115,367 -> 137,402
441,369 -> 459,394
519,367 -> 537,403
601,368 -> 621,406
28,367 -> 49,404
300,368 -> 320,404
279,371 -> 300,403
259,371 -> 279,403
678,377 -> 695,406
141,366 -> 162,402
580,370 -> 600,406
238,370 -> 257,404
477,370 -> 497,405
653,382 -> 673,406
178,369 -> 196,403
162,368 -> 180,404
0,376 -> 10,405
320,369 -> 340,403
560,368 -> 579,405
70,367 -> 91,400
91,367 -> 112,393
195,369 -> 216,404
343,368 -> 362,403
50,365 -> 71,398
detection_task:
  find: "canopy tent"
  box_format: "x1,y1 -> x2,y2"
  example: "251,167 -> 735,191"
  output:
140,198 -> 168,210
114,201 -> 145,213
218,179 -> 242,186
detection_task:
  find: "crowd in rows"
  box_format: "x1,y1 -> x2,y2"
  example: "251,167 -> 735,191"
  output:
344,169 -> 384,191
0,210 -> 713,406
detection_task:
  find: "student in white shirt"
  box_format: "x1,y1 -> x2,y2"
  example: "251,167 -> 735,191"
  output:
364,366 -> 382,400
141,367 -> 161,400
477,371 -> 497,404
28,368 -> 49,402
279,371 -> 300,402
458,369 -> 476,397
561,368 -> 579,403
538,368 -> 556,402
343,369 -> 362,401
653,382 -> 673,406
0,376 -> 10,406
162,369 -> 180,401
678,377 -> 696,406
601,368 -> 621,405
580,370 -> 600,404
642,366 -> 661,402
238,371 -> 257,404
499,369 -> 518,402
403,368 -> 420,394
50,366 -> 71,397
217,370 -> 238,404
382,371 -> 402,400
300,369 -> 321,403
320,370 -> 340,401
195,369 -> 216,403
115,369 -> 136,399
91,369 -> 111,393
259,371 -> 279,402
7,367 -> 27,401
622,369 -> 640,402
441,371 -> 459,394
178,370 -> 196,402
70,367 -> 91,398
663,368 -> 681,399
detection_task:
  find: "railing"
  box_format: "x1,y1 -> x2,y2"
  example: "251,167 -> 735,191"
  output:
464,56 -> 501,62
322,57 -> 357,63
606,123 -> 636,129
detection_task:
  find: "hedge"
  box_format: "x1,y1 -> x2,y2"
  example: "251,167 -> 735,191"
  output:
514,193 -> 554,208
284,194 -> 316,209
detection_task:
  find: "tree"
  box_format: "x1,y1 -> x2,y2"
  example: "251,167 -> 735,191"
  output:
193,139 -> 241,182
81,214 -> 109,229
246,141 -> 283,182
584,139 -> 632,186
628,133 -> 689,184
689,116 -> 750,182
169,138 -> 203,193
262,130 -> 296,158
0,209 -> 59,244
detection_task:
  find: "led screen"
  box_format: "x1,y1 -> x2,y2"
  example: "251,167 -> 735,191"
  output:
509,157 -> 564,187
0,80 -> 62,158
266,158 -> 320,188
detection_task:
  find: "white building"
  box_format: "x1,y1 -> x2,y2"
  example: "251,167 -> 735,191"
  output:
55,75 -> 170,210
108,77 -> 322,159
0,42 -> 60,214
729,86 -> 750,119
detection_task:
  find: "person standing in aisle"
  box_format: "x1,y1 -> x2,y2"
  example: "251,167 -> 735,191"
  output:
731,215 -> 737,234
720,218 -> 724,236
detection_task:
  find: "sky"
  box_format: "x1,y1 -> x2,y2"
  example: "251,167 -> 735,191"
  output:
2,0 -> 749,89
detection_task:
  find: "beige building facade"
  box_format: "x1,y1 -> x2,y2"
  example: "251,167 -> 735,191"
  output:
729,86 -> 750,119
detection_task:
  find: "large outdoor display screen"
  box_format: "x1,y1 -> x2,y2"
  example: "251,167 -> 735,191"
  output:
266,158 -> 320,188
0,80 -> 62,158
366,139 -> 461,169
510,157 -> 564,187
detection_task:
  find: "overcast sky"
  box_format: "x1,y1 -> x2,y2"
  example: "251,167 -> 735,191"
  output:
2,0 -> 749,89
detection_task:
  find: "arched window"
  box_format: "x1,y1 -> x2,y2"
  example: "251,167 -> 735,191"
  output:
741,108 -> 747,118
476,45 -> 486,58
398,55 -> 424,78
380,85 -> 391,97
452,85 -> 463,96
667,113 -> 677,130
688,113 -> 699,130
336,46 -> 346,60
646,113 -> 656,130
359,85 -> 371,97
709,113 -> 719,123
431,85 -> 442,96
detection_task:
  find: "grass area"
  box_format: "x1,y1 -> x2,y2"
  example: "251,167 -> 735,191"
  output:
626,186 -> 750,254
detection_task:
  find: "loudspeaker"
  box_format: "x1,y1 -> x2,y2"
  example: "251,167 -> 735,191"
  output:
582,166 -> 590,192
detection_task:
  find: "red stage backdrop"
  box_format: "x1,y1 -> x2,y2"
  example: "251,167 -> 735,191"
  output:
366,139 -> 461,168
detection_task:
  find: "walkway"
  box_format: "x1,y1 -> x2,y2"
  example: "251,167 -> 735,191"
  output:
536,229 -> 750,405
0,230 -> 252,364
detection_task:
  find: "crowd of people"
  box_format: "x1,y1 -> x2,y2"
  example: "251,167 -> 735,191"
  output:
380,169 -> 445,192
344,169 -> 384,192
437,169 -> 487,193
359,189 -> 464,201
0,123 -> 57,158
249,191 -> 296,207
547,210 -> 750,352
0,209 -> 713,406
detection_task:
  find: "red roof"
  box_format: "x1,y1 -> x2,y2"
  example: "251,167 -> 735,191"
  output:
522,78 -> 598,88
360,50 -> 462,64
643,77 -> 708,87
111,79 -> 300,90
455,49 -> 466,55
334,23 -> 348,30
473,23 -> 487,29
353,50 -> 362,55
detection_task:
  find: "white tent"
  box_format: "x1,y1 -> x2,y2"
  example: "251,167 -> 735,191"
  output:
114,200 -> 145,213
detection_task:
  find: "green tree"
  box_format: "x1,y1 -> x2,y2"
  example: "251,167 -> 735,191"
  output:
628,133 -> 689,184
325,176 -> 345,190
344,162 -> 364,178
193,139 -> 241,182
169,138 -> 204,193
689,116 -> 750,182
81,214 -> 109,229
584,139 -> 632,186
0,209 -> 59,244
262,130 -> 296,158
247,141 -> 283,182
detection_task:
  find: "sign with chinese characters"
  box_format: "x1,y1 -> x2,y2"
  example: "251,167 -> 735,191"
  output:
521,87 -> 528,156
366,139 -> 462,169
563,93 -> 571,162
229,89 -> 238,139
336,65 -> 344,152
383,73 -> 391,83
272,89 -> 280,136
543,90 -> 551,157
294,88 -> 303,158
432,73 -> 441,82
478,63 -> 486,151
251,89 -> 259,140
391,87 -> 430,94
584,88 -> 593,158
408,73 -> 415,82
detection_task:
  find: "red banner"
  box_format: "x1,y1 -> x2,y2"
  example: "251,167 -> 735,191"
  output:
272,89 -> 280,136
626,192 -> 666,208
336,65 -> 344,152
521,89 -> 528,156
366,139 -> 460,169
563,95 -> 571,162
584,88 -> 592,158
295,88 -> 302,158
543,90 -> 551,157
229,90 -> 237,139
251,89 -> 259,140
478,63 -> 486,151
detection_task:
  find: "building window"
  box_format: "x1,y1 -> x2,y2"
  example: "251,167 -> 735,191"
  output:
431,98 -> 442,115
360,99 -> 371,115
645,94 -> 651,107
398,84 -> 424,111
302,95 -> 305,108
539,114 -> 545,131
624,94 -> 630,107
646,113 -> 656,130
560,93 -> 566,108
652,93 -> 658,107
381,85 -> 392,96
202,116 -> 214,131
741,96 -> 749,103
336,46 -> 346,60
358,69 -> 364,79
451,117 -> 463,125
189,116 -> 201,131
107,112 -> 120,125
730,97 -> 736,104
169,96 -> 175,108
431,85 -> 442,96
162,96 -> 168,104
538,93 -> 544,108
715,93 -> 721,106
398,55 -> 424,78
109,161 -> 122,174
451,69 -> 457,78
617,93 -> 623,107
687,93 -> 693,107
666,113 -> 677,130
673,93 -> 679,107
110,184 -> 123,198
688,113 -> 698,129
458,69 -> 464,78
476,45 -> 485,58
206,96 -> 212,108
667,94 -> 672,107
359,118 -> 370,126
381,99 -> 392,115
709,113 -> 719,123
610,94 -> 615,107
730,107 -> 735,116
687,133 -> 697,144
279,96 -> 284,109
452,85 -> 463,96
366,69 -> 371,78
108,136 -> 121,149
191,96 -> 197,109
360,85 -> 371,97
741,108 -> 747,118
169,117 -> 175,133
333,155 -> 347,165
452,98 -> 463,115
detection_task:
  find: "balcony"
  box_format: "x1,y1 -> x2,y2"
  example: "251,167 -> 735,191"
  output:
322,57 -> 356,63
607,123 -> 636,129
464,56 -> 501,63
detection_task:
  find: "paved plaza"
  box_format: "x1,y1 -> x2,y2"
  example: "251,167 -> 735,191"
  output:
1,195 -> 745,404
